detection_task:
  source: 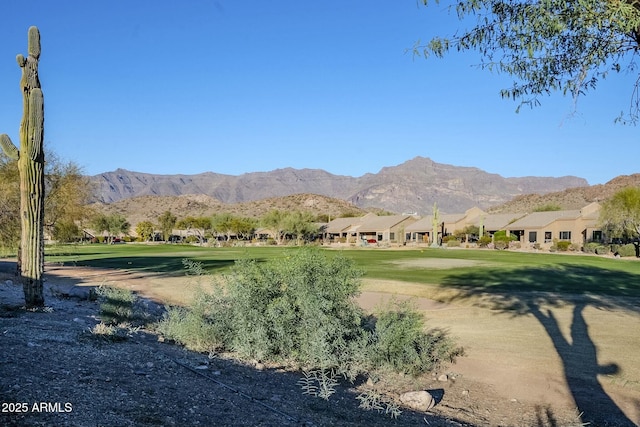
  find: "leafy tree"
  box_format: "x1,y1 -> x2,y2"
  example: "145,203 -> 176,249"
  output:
454,225 -> 479,242
600,187 -> 640,256
135,220 -> 155,242
44,153 -> 92,238
0,150 -> 91,248
418,0 -> 640,121
52,220 -> 81,243
90,213 -> 130,244
284,211 -> 319,245
158,210 -> 177,242
230,216 -> 256,241
176,216 -> 212,244
261,209 -> 288,244
209,213 -> 256,242
211,213 -> 236,242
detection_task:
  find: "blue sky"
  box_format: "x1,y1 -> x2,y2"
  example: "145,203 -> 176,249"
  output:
0,1 -> 637,185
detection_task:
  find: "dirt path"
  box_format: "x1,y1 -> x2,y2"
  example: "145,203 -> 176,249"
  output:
1,263 -> 639,426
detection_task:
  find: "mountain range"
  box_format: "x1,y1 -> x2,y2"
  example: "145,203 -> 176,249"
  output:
90,156 -> 589,215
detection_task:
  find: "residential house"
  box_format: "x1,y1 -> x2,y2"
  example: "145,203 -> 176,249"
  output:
405,207 -> 485,244
474,213 -> 526,235
505,202 -> 602,248
355,214 -> 419,245
323,213 -> 376,243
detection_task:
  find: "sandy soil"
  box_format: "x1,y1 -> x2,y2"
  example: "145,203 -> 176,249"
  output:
1,262 -> 639,426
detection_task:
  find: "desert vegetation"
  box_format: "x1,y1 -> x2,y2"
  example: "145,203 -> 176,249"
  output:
158,248 -> 463,410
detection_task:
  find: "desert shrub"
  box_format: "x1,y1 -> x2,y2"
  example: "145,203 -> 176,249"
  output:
163,248 -> 463,409
444,239 -> 461,247
226,249 -> 365,370
159,288 -> 231,353
367,300 -> 463,376
96,285 -> 136,324
584,242 -> 610,255
611,243 -> 637,257
533,203 -> 562,212
494,240 -> 509,250
477,235 -> 492,247
184,235 -> 199,244
555,241 -> 571,251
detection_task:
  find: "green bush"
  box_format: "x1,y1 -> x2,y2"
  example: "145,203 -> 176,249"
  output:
161,248 -> 463,383
444,238 -> 461,247
161,249 -> 365,372
492,231 -> 517,250
225,249 -> 365,370
96,285 -> 136,325
494,240 -> 509,250
367,300 -> 463,376
159,287 -> 231,353
478,235 -> 492,247
555,241 -> 571,251
584,242 -> 610,255
611,243 -> 637,257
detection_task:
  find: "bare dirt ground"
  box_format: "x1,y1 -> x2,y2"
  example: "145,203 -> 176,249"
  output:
1,262 -> 639,427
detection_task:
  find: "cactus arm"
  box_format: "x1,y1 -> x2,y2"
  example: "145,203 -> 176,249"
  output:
27,26 -> 40,59
0,134 -> 20,160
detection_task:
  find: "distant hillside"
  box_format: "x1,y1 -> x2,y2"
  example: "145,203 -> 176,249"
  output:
90,157 -> 588,215
90,193 -> 367,230
488,174 -> 640,213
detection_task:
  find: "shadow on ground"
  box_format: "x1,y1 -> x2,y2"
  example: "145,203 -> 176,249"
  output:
441,264 -> 640,427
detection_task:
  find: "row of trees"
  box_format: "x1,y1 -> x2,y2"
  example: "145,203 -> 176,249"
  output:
87,209 -> 322,245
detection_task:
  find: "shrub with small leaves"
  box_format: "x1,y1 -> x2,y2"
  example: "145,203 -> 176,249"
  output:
225,248 -> 365,371
158,269 -> 231,353
96,284 -> 136,325
356,390 -> 402,419
162,249 -> 463,419
297,368 -> 339,401
367,299 -> 464,376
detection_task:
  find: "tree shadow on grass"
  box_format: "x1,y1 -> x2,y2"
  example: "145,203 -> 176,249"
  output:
58,255 -> 236,275
441,264 -> 640,427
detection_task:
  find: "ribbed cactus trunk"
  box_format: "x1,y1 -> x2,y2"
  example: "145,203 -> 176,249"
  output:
0,27 -> 45,308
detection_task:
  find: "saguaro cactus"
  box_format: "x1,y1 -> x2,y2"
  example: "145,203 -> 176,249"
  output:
430,202 -> 440,247
0,26 -> 46,308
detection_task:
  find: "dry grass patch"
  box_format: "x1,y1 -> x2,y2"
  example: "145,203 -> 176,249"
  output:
386,258 -> 498,270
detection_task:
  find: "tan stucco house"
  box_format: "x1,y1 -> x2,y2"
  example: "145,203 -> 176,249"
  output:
505,202 -> 602,248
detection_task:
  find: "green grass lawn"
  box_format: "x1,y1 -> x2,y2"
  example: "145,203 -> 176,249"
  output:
44,243 -> 640,298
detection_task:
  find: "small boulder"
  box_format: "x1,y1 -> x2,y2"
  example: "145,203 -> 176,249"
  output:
399,390 -> 436,411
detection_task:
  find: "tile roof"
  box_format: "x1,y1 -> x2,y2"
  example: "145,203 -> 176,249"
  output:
507,210 -> 581,229
357,214 -> 417,232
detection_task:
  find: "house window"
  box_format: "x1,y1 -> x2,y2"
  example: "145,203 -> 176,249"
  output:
544,232 -> 552,243
559,231 -> 571,240
592,230 -> 602,241
390,232 -> 395,241
377,234 -> 383,241
528,231 -> 537,243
